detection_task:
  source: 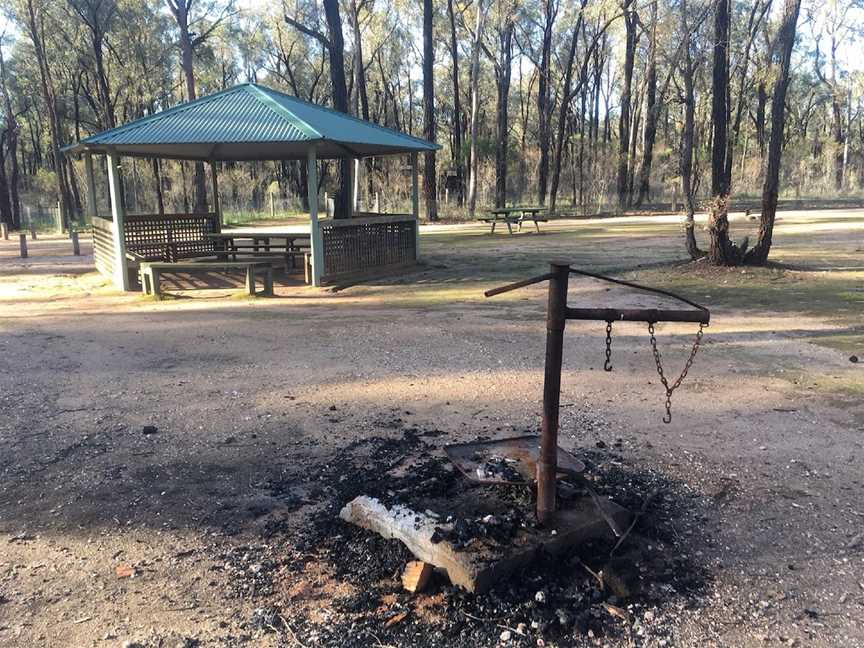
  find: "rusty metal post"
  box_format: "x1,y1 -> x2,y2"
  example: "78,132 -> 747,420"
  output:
537,261 -> 569,524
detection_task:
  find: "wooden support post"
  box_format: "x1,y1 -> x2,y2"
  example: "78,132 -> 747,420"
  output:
71,230 -> 80,256
30,223 -> 36,240
19,233 -> 27,258
411,152 -> 420,260
107,152 -> 130,291
84,153 -> 98,221
307,147 -> 323,286
56,200 -> 64,234
209,160 -> 222,231
1,222 -> 8,240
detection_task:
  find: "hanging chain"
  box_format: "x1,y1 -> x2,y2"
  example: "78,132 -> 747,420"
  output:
604,321 -> 613,371
648,322 -> 705,424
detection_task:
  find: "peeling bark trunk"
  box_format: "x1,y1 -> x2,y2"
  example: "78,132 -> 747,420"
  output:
707,0 -> 735,265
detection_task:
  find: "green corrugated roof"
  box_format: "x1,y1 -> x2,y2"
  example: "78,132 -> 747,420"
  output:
62,83 -> 439,161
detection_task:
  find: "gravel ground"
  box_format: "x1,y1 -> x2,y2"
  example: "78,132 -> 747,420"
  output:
0,211 -> 862,647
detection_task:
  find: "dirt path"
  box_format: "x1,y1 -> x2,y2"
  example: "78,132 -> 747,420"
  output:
0,210 -> 862,647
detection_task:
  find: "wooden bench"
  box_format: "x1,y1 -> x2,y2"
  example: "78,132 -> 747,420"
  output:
211,248 -> 309,269
139,261 -> 274,300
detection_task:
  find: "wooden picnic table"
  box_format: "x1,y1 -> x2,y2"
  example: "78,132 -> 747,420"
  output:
206,232 -> 310,266
482,207 -> 548,234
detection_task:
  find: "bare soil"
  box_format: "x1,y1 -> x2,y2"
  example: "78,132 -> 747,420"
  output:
0,209 -> 862,648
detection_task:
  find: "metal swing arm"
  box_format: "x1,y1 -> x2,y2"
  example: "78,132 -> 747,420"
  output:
485,265 -> 710,326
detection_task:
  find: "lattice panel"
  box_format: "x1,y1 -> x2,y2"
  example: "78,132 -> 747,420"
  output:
321,218 -> 417,281
124,213 -> 219,262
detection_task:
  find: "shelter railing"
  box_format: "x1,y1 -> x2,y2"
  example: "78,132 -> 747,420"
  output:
319,214 -> 417,284
124,212 -> 220,262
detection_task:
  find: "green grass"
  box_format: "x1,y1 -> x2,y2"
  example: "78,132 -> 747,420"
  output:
630,265 -> 864,323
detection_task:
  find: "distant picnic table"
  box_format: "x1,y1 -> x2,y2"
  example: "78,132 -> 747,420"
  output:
481,207 -> 548,234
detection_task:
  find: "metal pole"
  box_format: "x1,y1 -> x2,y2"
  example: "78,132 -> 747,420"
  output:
537,261 -> 570,524
307,147 -> 323,286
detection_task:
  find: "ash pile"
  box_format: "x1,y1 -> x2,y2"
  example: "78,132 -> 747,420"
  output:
268,428 -> 711,648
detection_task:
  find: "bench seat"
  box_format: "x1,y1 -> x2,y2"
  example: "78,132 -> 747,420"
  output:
139,261 -> 275,300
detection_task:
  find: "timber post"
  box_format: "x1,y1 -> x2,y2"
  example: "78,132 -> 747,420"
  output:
19,233 -> 28,258
107,151 -> 130,291
71,230 -> 80,256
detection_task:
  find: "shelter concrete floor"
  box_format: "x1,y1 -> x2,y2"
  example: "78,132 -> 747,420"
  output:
0,209 -> 862,647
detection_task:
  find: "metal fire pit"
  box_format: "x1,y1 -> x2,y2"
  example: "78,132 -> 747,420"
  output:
445,435 -> 585,485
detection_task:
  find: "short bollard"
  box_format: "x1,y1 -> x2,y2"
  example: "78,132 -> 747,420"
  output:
71,230 -> 80,256
29,224 -> 37,240
1,222 -> 8,240
19,233 -> 28,258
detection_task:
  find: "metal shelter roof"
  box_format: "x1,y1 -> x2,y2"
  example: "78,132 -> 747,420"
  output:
62,83 -> 439,161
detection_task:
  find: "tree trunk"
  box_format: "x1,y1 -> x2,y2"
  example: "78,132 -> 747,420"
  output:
24,0 -> 73,228
467,1 -> 486,218
706,0 -> 734,265
725,0 -> 768,187
0,47 -> 20,228
634,0 -> 658,207
548,11 -> 583,212
680,0 -> 700,259
447,0 -> 464,205
322,0 -> 351,218
616,0 -> 636,211
536,0 -> 556,206
745,0 -> 801,265
422,0 -> 437,220
0,138 -> 11,228
168,0 -> 208,214
494,17 -> 515,209
349,0 -> 374,200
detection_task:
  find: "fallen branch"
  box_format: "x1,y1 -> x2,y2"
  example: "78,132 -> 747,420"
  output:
610,487 -> 660,556
279,615 -> 309,648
